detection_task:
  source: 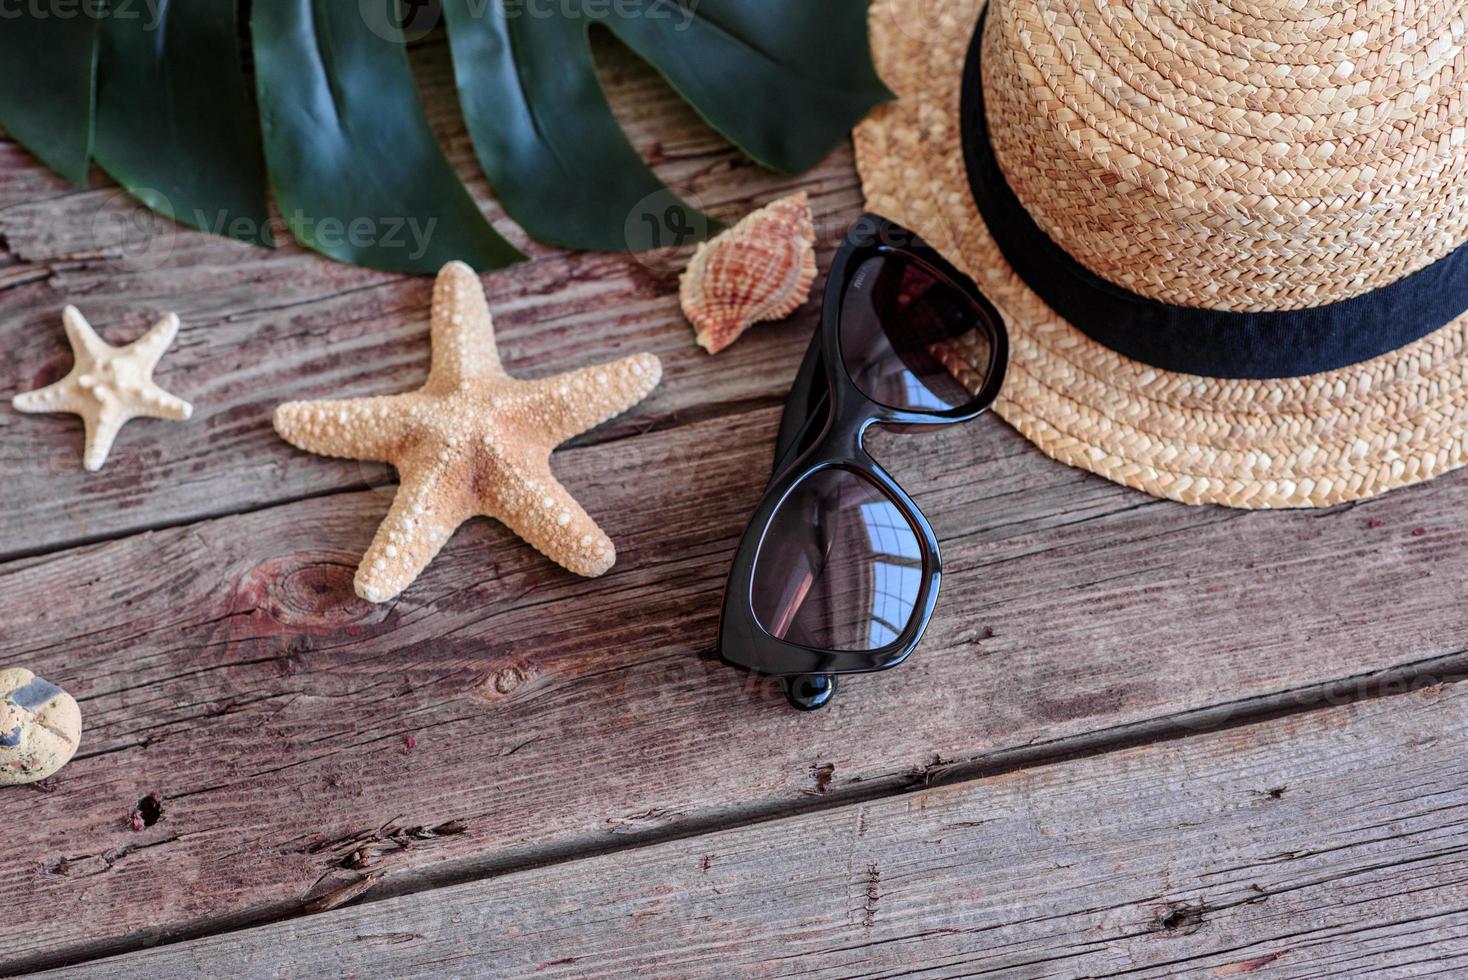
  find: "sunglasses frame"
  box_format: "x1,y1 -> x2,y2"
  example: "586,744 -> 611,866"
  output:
717,214 -> 1009,707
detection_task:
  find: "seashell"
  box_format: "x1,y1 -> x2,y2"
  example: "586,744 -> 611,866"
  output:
0,667 -> 81,785
679,192 -> 817,354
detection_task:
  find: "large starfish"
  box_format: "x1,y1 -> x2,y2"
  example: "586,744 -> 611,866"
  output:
274,261 -> 662,603
12,306 -> 193,471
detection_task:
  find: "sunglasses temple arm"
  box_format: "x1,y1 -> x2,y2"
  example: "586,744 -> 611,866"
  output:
769,388 -> 833,486
772,332 -> 830,480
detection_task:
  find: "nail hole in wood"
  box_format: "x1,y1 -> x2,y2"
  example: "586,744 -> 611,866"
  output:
1156,903 -> 1205,936
132,794 -> 163,830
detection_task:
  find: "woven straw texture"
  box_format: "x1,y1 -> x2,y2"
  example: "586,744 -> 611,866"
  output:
854,0 -> 1468,508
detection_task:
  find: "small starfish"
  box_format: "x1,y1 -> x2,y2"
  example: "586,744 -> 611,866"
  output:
274,261 -> 663,603
13,305 -> 193,471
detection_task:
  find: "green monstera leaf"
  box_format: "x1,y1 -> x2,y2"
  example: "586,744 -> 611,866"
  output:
95,0 -> 274,247
443,0 -> 891,252
604,1 -> 890,174
0,10 -> 97,186
0,0 -> 890,272
253,0 -> 525,272
442,0 -> 700,252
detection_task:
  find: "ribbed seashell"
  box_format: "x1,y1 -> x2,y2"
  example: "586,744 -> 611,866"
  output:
679,192 -> 817,354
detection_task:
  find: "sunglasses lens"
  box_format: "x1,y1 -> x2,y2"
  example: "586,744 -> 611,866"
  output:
840,253 -> 994,413
751,467 -> 924,653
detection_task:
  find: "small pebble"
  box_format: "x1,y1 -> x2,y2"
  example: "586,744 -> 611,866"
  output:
0,667 -> 82,786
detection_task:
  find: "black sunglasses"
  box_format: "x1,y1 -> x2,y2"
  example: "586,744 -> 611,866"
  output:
717,214 -> 1009,710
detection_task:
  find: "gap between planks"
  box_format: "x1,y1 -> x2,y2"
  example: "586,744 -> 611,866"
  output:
21,654 -> 1468,978
6,645 -> 1467,977
0,390 -> 786,566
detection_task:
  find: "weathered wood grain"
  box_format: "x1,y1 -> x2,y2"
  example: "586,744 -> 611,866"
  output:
5,21 -> 1468,980
2,391 -> 1467,971
0,36 -> 860,558
41,671 -> 1468,978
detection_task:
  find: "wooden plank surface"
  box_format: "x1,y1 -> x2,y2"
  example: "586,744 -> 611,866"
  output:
3,396 -> 1468,971
4,25 -> 1468,979
44,670 -> 1468,978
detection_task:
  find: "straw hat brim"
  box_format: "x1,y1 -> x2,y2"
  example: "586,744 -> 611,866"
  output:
854,0 -> 1468,508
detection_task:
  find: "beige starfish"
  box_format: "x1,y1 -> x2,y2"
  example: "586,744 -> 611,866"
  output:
12,305 -> 193,471
274,261 -> 663,603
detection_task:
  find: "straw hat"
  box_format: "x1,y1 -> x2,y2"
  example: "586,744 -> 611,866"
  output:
855,0 -> 1468,507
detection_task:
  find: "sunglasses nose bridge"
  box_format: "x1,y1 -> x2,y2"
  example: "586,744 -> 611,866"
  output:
822,386 -> 883,454
808,422 -> 878,481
